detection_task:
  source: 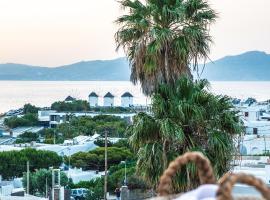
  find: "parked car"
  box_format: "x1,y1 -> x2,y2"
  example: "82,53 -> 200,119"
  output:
71,188 -> 89,200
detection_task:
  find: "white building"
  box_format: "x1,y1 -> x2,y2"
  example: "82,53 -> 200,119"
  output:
65,168 -> 104,184
88,92 -> 99,107
47,111 -> 136,128
121,92 -> 133,107
243,120 -> 270,135
236,102 -> 270,155
38,110 -> 56,127
240,135 -> 270,155
49,112 -> 72,128
103,92 -> 114,107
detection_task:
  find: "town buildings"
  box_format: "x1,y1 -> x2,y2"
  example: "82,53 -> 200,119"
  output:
234,99 -> 270,155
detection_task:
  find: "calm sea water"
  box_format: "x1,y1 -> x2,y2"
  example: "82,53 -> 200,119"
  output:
1,81 -> 270,114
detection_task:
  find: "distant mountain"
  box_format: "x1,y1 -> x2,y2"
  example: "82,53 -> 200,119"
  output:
0,58 -> 130,81
0,51 -> 269,81
199,51 -> 270,81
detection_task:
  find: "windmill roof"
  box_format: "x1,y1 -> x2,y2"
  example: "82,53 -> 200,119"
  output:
89,92 -> 98,97
121,92 -> 133,97
65,96 -> 76,101
104,92 -> 114,98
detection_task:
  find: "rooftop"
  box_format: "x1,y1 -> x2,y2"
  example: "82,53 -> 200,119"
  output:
104,92 -> 114,98
121,92 -> 133,98
89,92 -> 98,97
65,96 -> 76,101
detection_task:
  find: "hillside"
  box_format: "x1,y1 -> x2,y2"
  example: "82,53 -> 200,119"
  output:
199,51 -> 270,81
0,51 -> 269,81
0,58 -> 130,81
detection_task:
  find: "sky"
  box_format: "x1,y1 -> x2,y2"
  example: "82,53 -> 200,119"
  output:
0,0 -> 269,67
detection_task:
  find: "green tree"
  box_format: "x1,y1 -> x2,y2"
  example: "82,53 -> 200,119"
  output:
22,169 -> 69,196
15,131 -> 39,143
0,148 -> 62,179
126,76 -> 242,192
23,104 -> 39,114
53,115 -> 128,141
4,113 -> 38,128
51,100 -> 90,112
68,147 -> 134,171
115,0 -> 217,95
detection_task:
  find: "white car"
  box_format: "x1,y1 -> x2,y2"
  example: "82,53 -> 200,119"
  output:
71,188 -> 89,200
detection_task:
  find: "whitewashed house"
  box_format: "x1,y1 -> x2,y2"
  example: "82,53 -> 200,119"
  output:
88,92 -> 99,107
103,92 -> 114,107
237,102 -> 270,155
121,92 -> 133,107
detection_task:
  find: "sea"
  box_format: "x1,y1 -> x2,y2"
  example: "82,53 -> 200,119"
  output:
1,81 -> 270,114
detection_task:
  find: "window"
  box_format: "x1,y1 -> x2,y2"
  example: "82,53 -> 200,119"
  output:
244,112 -> 249,117
253,128 -> 258,135
72,190 -> 77,195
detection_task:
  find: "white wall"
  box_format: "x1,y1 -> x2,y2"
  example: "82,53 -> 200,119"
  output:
103,97 -> 114,107
89,97 -> 98,107
241,135 -> 270,155
244,121 -> 270,135
121,97 -> 133,107
242,110 -> 260,121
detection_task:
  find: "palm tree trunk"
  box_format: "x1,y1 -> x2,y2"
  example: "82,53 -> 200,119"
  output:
164,44 -> 170,84
162,139 -> 168,170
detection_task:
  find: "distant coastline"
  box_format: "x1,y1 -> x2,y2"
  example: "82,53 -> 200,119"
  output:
0,51 -> 270,81
0,81 -> 270,114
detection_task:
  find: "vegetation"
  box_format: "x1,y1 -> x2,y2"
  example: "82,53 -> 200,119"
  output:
38,128 -> 64,144
0,148 -> 62,179
52,115 -> 128,140
15,115 -> 129,144
22,169 -> 69,196
4,113 -> 38,128
73,162 -> 148,200
23,103 -> 39,114
115,0 -> 217,95
15,131 -> 39,143
89,106 -> 134,113
68,147 -> 134,171
126,76 -> 242,192
94,139 -> 130,148
51,100 -> 135,113
94,139 -> 113,147
51,100 -> 90,112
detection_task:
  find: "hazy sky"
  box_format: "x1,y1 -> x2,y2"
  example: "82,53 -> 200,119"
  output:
0,0 -> 269,67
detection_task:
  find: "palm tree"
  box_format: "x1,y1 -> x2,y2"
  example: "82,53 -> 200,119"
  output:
115,0 -> 217,95
126,76 -> 242,192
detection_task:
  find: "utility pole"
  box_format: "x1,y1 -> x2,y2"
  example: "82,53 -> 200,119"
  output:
104,130 -> 108,200
50,167 -> 55,200
68,147 -> 71,178
27,161 -> 29,195
125,161 -> 127,186
54,130 -> 56,145
45,177 -> 48,198
264,135 -> 267,154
